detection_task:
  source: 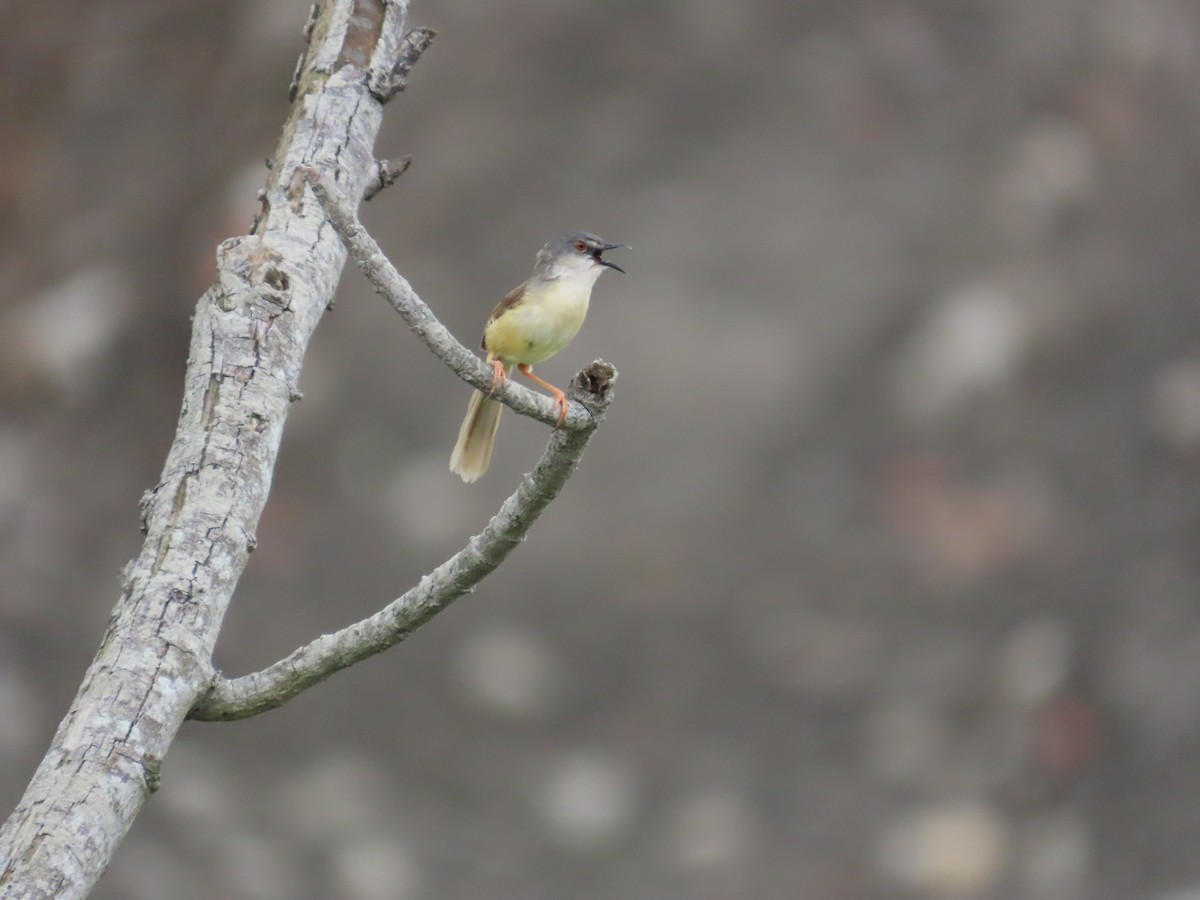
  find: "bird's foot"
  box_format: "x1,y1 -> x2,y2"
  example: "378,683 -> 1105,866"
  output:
517,363 -> 569,427
486,359 -> 508,396
550,391 -> 569,428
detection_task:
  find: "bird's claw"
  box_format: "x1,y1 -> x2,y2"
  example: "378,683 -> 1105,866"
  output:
552,394 -> 569,428
486,359 -> 508,396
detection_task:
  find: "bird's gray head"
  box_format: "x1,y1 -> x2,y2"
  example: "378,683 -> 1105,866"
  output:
534,232 -> 629,280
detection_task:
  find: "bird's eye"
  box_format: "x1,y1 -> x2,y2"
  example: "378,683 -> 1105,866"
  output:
574,239 -> 588,253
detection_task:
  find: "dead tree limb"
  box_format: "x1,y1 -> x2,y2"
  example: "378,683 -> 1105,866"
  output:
192,359 -> 615,721
188,169 -> 618,720
0,2 -> 422,895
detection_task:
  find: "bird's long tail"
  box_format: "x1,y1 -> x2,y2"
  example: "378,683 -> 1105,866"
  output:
449,384 -> 506,482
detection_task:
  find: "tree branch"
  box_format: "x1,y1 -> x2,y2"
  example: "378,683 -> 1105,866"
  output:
369,25 -> 437,101
0,1 -> 416,894
191,360 -> 616,721
0,0 -> 614,891
304,168 -> 597,429
363,155 -> 412,200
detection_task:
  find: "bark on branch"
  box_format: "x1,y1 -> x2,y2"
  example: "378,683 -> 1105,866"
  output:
190,169 -> 619,720
0,0 -> 615,891
0,2 -> 417,896
191,360 -> 615,721
302,168 -> 600,429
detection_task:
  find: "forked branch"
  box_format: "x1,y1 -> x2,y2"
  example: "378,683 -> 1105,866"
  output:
191,175 -> 618,721
191,359 -> 615,720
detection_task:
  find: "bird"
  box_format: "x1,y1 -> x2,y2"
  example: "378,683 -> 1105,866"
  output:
449,231 -> 628,482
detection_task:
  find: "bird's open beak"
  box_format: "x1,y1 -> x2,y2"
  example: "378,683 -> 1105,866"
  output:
595,242 -> 630,274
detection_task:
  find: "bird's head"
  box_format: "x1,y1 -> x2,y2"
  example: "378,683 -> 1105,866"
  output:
535,232 -> 629,279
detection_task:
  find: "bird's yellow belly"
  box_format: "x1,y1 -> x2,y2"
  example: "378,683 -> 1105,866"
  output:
485,282 -> 590,366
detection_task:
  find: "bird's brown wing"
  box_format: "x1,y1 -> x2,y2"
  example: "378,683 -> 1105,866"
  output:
481,282 -> 526,350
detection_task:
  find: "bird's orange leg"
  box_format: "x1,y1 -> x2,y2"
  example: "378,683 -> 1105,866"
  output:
517,363 -> 569,426
486,358 -> 508,396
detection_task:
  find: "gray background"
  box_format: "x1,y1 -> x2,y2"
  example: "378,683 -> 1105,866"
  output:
3,0 -> 1200,897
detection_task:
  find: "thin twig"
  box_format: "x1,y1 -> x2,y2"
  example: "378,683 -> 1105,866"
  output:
303,167 -> 592,429
191,360 -> 616,720
369,26 -> 437,102
363,156 -> 412,200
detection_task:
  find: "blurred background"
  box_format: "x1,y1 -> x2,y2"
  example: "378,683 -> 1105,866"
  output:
3,0 -> 1200,897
